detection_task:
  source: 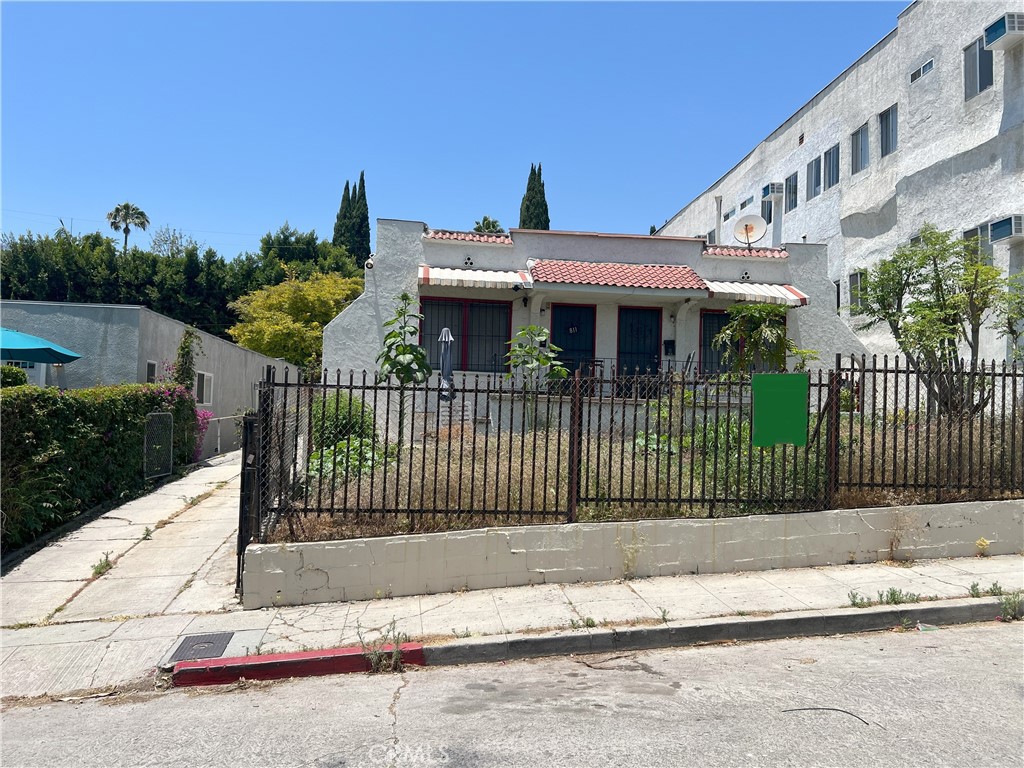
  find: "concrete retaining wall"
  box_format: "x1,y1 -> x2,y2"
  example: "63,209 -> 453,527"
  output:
241,499 -> 1023,609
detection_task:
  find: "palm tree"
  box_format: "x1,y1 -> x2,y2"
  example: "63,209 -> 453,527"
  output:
473,215 -> 505,234
106,202 -> 150,254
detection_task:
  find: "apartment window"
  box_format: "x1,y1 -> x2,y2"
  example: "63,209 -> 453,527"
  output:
834,281 -> 841,314
964,38 -> 994,100
761,198 -> 773,225
849,271 -> 867,313
910,58 -> 934,83
824,144 -> 840,189
723,208 -> 735,222
806,157 -> 822,200
740,196 -> 754,210
964,225 -> 995,265
421,298 -> 511,373
910,232 -> 923,245
851,123 -> 870,174
784,173 -> 798,213
879,104 -> 898,157
195,372 -> 213,406
706,228 -> 717,245
146,361 -> 158,384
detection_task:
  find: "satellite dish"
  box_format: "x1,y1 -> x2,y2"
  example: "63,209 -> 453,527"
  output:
734,214 -> 768,247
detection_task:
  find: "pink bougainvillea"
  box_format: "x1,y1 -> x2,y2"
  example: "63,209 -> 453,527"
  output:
194,409 -> 215,462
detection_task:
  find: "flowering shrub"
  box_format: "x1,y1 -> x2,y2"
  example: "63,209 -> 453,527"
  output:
0,383 -> 198,552
194,409 -> 215,462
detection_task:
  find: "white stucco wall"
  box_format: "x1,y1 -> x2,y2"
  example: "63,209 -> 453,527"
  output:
241,498 -> 1024,608
658,0 -> 1024,360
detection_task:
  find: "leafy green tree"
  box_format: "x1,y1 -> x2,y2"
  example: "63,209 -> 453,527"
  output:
855,224 -> 1010,412
712,304 -> 817,373
995,273 -> 1024,361
228,272 -> 364,368
473,216 -> 505,234
519,163 -> 550,230
106,202 -> 150,255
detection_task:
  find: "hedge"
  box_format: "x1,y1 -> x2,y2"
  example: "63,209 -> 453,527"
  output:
0,383 -> 199,553
1,365 -> 28,388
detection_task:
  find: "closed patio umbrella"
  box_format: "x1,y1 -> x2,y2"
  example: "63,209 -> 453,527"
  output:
0,328 -> 81,364
438,327 -> 456,402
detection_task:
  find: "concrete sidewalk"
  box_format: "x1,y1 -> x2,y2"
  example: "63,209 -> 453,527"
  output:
2,450 -> 1021,699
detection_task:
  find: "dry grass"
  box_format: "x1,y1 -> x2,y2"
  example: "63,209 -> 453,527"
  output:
266,400 -> 1024,543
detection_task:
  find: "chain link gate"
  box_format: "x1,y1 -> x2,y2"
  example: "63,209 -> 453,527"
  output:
144,411 -> 174,480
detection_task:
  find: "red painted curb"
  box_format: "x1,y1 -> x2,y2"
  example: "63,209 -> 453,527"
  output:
172,643 -> 426,687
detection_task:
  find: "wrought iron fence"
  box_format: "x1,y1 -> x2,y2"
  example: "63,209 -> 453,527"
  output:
242,356 -> 1023,548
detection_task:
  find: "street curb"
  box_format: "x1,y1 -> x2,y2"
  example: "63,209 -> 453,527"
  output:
169,597 -> 1004,687
171,642 -> 426,687
422,597 -> 1003,666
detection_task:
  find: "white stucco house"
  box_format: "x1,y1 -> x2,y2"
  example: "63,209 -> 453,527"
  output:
656,0 -> 1024,360
322,219 -> 866,382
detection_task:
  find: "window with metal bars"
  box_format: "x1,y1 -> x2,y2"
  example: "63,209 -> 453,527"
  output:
420,298 -> 511,373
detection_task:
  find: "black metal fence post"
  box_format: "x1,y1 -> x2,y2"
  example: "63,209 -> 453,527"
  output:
824,354 -> 842,510
566,369 -> 583,523
235,413 -> 257,595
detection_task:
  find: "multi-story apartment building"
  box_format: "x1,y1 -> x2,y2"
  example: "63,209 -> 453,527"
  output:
658,1 -> 1024,359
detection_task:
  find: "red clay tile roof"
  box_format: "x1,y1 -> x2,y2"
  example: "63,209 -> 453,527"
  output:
704,245 -> 788,259
424,229 -> 513,245
530,260 -> 706,290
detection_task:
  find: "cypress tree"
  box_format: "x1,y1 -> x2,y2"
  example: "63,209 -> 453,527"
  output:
352,171 -> 371,268
333,181 -> 351,248
535,163 -> 550,230
518,163 -> 550,230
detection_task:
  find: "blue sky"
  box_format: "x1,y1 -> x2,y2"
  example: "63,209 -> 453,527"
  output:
2,1 -> 905,259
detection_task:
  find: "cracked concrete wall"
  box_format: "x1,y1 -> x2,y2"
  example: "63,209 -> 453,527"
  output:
241,498 -> 1023,609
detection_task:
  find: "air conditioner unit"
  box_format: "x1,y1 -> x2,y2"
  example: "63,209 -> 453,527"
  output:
985,13 -> 1024,51
988,215 -> 1024,242
762,183 -> 783,199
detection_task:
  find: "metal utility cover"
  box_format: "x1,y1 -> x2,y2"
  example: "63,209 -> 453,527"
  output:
752,373 -> 809,447
169,632 -> 235,663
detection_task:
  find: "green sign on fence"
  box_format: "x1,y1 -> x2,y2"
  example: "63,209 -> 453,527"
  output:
752,373 -> 809,447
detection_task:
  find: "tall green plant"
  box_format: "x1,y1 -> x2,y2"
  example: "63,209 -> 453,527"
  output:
377,292 -> 431,445
506,325 -> 567,428
172,328 -> 203,392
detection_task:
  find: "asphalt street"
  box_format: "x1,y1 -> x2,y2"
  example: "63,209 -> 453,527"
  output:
2,622 -> 1021,768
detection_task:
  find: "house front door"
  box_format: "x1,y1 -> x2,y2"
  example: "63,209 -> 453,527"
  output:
617,307 -> 661,374
550,304 -> 596,374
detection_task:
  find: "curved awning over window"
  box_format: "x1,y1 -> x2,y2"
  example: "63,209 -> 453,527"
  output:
704,281 -> 809,307
418,265 -> 532,290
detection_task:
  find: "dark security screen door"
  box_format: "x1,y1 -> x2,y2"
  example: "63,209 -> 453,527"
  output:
700,310 -> 732,374
550,304 -> 596,374
617,307 -> 661,373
